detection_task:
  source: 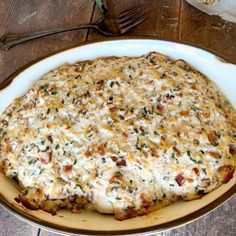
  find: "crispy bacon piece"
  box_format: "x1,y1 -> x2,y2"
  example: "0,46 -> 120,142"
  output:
150,147 -> 159,157
207,132 -> 218,143
140,194 -> 150,208
173,146 -> 181,156
63,165 -> 73,172
97,145 -> 106,155
203,111 -> 210,118
96,80 -> 104,90
109,106 -> 117,113
175,173 -> 185,186
156,104 -> 164,112
1,119 -> 8,126
84,151 -> 91,157
180,110 -> 190,117
193,167 -> 200,176
110,156 -> 127,166
47,135 -> 53,143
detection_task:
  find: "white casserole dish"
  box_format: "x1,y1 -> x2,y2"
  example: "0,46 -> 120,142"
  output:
0,38 -> 236,235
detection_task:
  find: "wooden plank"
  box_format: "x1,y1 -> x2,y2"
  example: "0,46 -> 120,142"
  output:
180,0 -> 236,63
88,0 -> 181,40
0,0 -> 95,84
0,206 -> 39,236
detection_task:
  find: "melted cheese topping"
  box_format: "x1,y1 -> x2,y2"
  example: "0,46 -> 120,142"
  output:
0,52 -> 236,220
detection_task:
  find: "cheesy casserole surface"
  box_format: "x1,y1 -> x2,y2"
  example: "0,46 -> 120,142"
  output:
0,52 -> 236,220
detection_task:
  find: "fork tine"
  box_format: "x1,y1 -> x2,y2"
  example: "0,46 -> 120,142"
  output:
118,5 -> 144,24
120,14 -> 149,34
120,11 -> 149,29
117,3 -> 146,19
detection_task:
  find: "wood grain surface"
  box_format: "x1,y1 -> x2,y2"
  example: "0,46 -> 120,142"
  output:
0,1 -> 236,236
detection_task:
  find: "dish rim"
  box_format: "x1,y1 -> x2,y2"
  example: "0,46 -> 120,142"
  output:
0,36 -> 235,235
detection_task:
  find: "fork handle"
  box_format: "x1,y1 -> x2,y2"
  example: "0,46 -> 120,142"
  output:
0,23 -> 97,50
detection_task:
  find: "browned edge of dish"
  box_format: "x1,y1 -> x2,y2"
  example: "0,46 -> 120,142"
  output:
0,36 -> 236,236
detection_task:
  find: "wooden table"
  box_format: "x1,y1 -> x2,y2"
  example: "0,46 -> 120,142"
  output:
0,1 -> 236,235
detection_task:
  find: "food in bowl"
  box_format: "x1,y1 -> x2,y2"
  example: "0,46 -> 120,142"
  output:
0,52 -> 236,220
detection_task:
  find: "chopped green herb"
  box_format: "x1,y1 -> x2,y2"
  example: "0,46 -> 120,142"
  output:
134,128 -> 139,133
202,168 -> 207,175
211,142 -> 219,147
200,150 -> 205,154
75,75 -> 81,79
193,139 -> 199,145
28,159 -> 37,165
51,91 -> 58,95
110,81 -> 114,87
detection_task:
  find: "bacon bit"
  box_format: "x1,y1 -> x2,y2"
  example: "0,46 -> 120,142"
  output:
5,145 -> 12,153
85,151 -> 91,158
173,146 -> 181,156
143,151 -> 148,158
156,104 -> 164,112
179,91 -> 183,97
175,173 -> 185,186
97,145 -> 106,155
180,110 -> 190,117
110,156 -> 127,166
36,188 -> 43,197
49,152 -> 52,162
208,151 -> 221,159
19,196 -> 39,210
63,165 -> 73,172
110,172 -> 123,183
1,119 -> 8,126
140,194 -> 150,208
109,106 -> 117,113
191,85 -> 197,90
203,111 -> 210,118
92,126 -> 99,134
25,103 -> 35,110
193,167 -> 200,176
140,126 -> 145,134
111,156 -> 118,162
150,148 -> 159,157
117,159 -> 126,166
96,80 -> 104,90
47,135 -> 53,143
207,132 -> 218,143
40,158 -> 49,164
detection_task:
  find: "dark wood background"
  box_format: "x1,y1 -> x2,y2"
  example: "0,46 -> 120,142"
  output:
0,1 -> 236,235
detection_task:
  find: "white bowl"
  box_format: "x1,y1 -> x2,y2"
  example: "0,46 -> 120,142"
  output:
0,38 -> 236,235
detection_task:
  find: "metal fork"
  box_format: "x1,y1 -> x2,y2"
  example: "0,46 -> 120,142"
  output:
0,4 -> 149,51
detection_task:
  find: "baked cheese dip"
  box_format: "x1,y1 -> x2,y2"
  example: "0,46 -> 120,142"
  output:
0,52 -> 236,220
